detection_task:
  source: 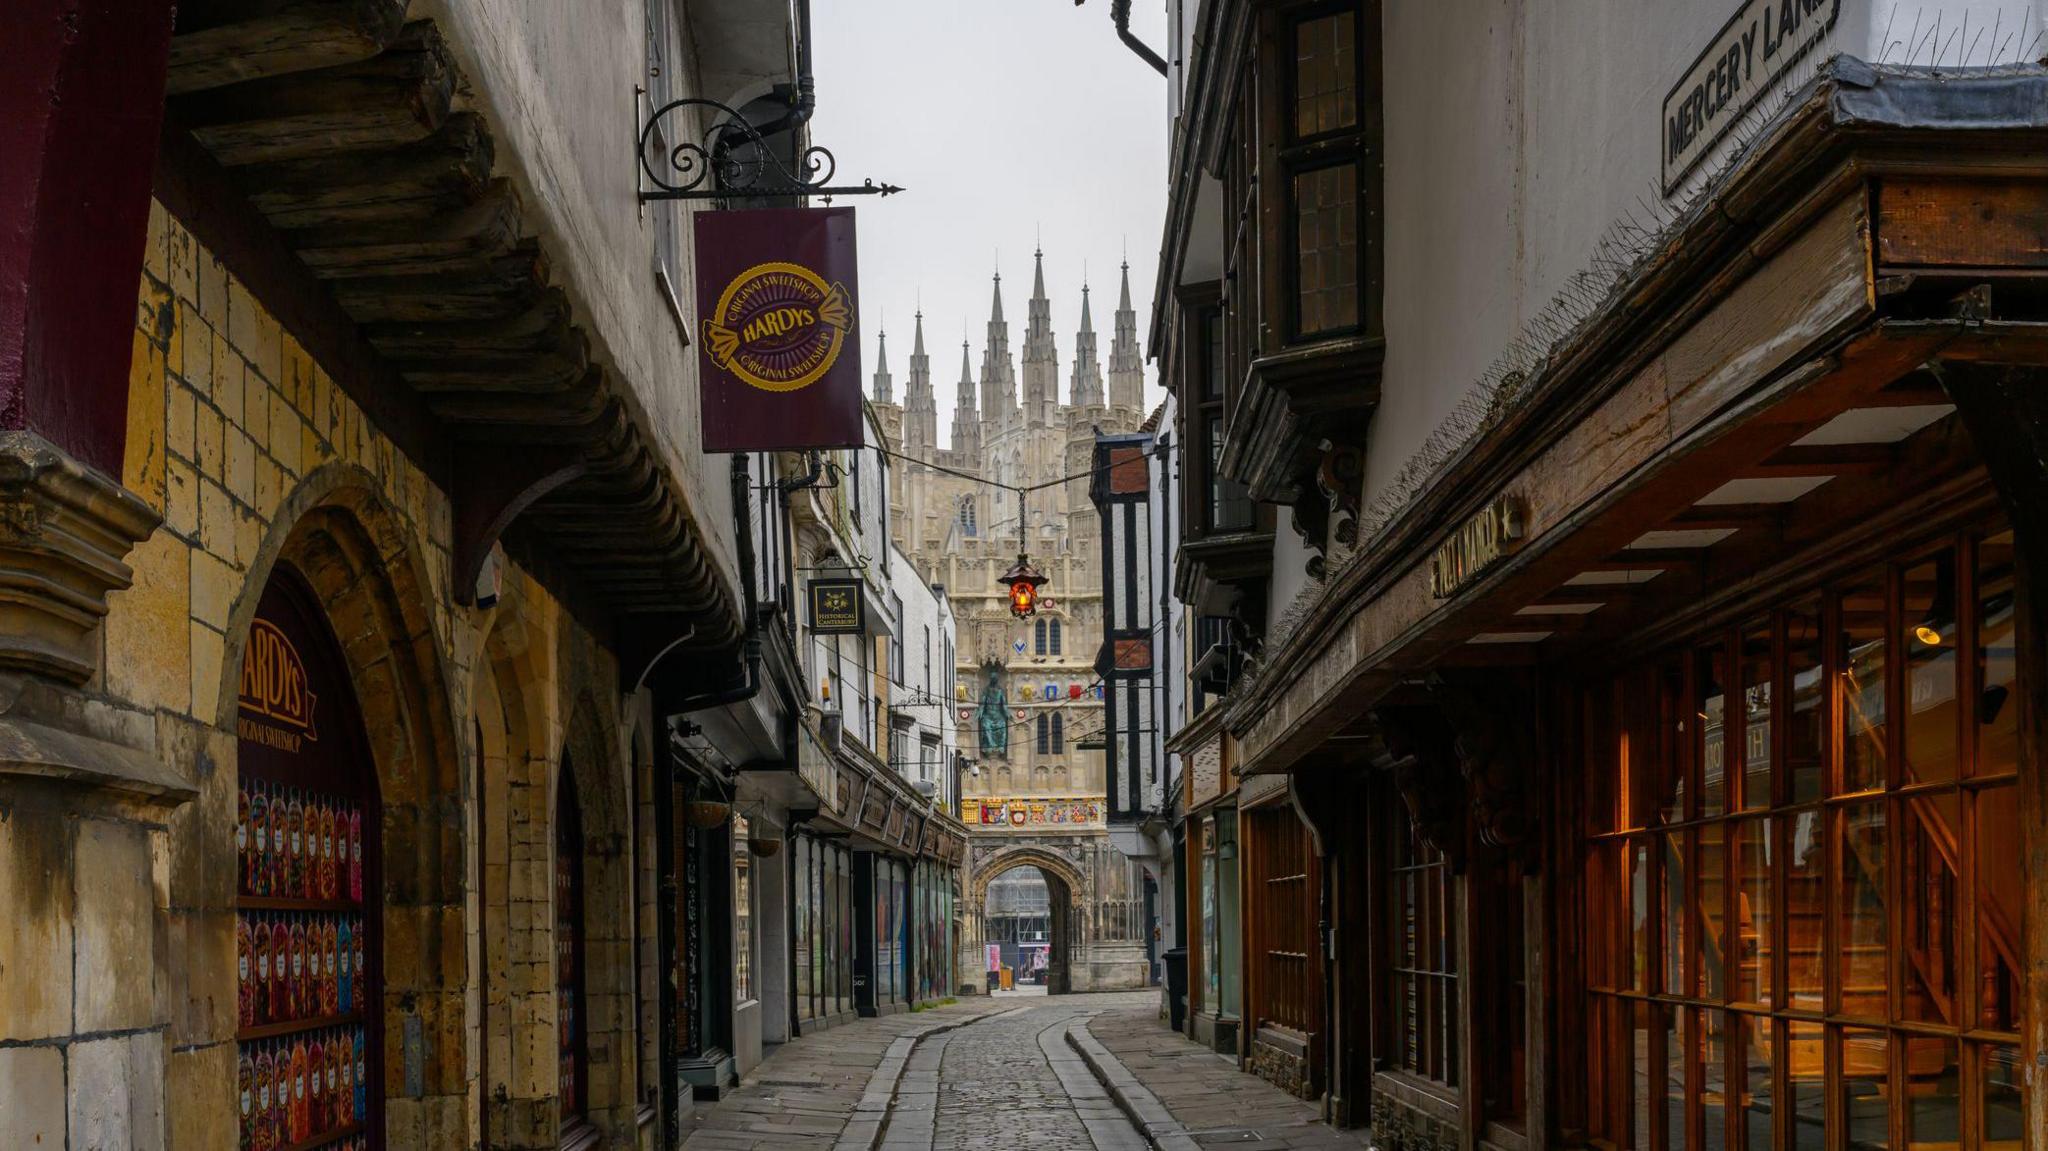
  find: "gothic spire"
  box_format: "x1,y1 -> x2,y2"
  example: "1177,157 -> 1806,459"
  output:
979,267 -> 1017,427
1069,281 -> 1103,409
870,325 -> 893,404
902,310 -> 936,453
1021,246 -> 1057,422
950,332 -> 982,461
1108,259 -> 1143,413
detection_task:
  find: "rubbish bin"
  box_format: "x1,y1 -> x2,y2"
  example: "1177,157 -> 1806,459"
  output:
1162,947 -> 1188,1033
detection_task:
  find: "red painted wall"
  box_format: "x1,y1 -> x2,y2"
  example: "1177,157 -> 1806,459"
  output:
0,1 -> 175,477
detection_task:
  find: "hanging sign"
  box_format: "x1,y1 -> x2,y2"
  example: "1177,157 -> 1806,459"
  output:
807,578 -> 866,634
696,206 -> 863,452
1661,0 -> 1839,194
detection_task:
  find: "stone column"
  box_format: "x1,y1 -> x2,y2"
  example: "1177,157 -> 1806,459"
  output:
0,7 -> 183,1145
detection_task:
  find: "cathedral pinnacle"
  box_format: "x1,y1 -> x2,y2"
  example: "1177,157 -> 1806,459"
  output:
871,325 -> 892,404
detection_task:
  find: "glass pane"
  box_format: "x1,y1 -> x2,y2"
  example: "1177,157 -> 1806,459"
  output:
1904,1037 -> 1960,1149
1699,642 -> 1729,818
1788,1018 -> 1825,1149
1662,831 -> 1689,997
1632,1002 -> 1654,1151
1839,803 -> 1888,1021
1701,1010 -> 1729,1150
1698,823 -> 1726,1002
1840,1027 -> 1890,1150
1785,811 -> 1825,1013
1202,311 -> 1224,401
1839,574 -> 1889,794
1657,660 -> 1688,825
795,837 -> 812,1016
1901,789 -> 1959,1025
1739,1016 -> 1774,1151
1629,838 -> 1650,993
1977,529 -> 2018,777
1740,622 -> 1773,810
1664,1005 -> 1691,1151
1976,783 -> 2022,1033
1786,599 -> 1825,803
1903,552 -> 1960,784
1293,164 -> 1359,336
1982,1043 -> 2023,1145
1293,11 -> 1358,138
1734,818 -> 1772,1007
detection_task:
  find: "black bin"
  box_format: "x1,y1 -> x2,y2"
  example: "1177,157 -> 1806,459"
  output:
1162,947 -> 1188,1033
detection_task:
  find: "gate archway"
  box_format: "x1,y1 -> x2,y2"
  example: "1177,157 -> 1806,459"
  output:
970,847 -> 1086,994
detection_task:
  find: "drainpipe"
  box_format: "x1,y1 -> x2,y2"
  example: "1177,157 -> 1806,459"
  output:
1108,0 -> 1169,76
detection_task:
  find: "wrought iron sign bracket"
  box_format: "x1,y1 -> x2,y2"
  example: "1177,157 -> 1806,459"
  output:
637,92 -> 903,203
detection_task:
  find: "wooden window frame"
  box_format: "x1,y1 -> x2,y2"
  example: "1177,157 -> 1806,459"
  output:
1579,523 -> 2021,1151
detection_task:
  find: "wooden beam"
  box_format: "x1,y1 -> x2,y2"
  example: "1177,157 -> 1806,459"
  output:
1748,443 -> 1896,477
1876,177 -> 2048,271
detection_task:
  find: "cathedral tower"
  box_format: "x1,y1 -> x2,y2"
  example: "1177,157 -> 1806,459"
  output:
1108,260 -> 1144,414
902,311 -> 936,455
1069,282 -> 1103,410
1020,248 -> 1058,427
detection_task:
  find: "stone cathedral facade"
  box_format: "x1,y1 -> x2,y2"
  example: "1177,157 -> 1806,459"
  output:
871,252 -> 1153,992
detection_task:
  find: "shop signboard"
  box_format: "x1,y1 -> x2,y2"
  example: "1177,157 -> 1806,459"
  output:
807,578 -> 865,634
695,206 -> 863,451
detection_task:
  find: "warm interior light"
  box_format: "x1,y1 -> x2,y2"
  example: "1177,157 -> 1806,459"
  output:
1914,624 -> 1943,646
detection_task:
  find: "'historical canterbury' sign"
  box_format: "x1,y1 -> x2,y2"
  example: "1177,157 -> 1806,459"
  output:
1661,0 -> 1839,194
1430,495 -> 1525,599
807,578 -> 866,635
696,206 -> 863,452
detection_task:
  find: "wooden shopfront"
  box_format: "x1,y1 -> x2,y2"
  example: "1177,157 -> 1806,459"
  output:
1218,67 -> 2048,1151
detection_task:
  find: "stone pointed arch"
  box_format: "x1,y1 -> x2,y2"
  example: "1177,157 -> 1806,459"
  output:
221,462 -> 470,1148
971,845 -> 1086,909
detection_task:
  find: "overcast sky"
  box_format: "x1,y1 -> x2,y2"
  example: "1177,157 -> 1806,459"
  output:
811,1 -> 1171,437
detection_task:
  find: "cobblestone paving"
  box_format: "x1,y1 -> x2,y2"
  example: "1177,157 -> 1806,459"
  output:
680,1001 -> 1006,1150
679,995 -> 1156,1151
921,994 -> 1152,1151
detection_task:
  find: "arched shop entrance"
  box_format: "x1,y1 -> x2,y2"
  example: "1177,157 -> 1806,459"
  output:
233,568 -> 382,1149
970,848 -> 1085,995
229,490 -> 466,1151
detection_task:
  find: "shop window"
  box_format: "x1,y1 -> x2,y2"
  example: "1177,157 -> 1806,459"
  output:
794,836 -> 813,1021
1390,807 -> 1456,1086
1581,525 -> 2020,1151
734,817 -> 752,1005
234,572 -> 378,1151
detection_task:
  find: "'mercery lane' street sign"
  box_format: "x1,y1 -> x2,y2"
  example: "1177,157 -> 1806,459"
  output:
1662,0 -> 1839,195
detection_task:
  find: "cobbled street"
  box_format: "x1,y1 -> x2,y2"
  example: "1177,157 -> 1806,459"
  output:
681,994 -> 1154,1151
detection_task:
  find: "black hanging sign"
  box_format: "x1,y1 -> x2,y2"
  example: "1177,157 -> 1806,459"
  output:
808,578 -> 866,635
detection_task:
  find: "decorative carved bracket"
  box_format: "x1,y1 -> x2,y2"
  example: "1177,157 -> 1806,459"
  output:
0,432 -> 162,684
1369,702 -> 1467,871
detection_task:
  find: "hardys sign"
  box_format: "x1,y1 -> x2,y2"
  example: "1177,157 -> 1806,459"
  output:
1661,0 -> 1839,194
695,206 -> 863,452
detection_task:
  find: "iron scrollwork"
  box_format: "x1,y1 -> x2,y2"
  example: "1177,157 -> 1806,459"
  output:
638,96 -> 903,202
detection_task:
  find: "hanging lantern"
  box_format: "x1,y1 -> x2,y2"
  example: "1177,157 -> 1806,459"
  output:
999,553 -> 1048,619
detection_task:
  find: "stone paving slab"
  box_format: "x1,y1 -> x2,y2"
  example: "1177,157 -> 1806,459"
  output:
682,1000 -> 1010,1150
1076,1005 -> 1376,1151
